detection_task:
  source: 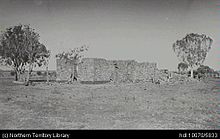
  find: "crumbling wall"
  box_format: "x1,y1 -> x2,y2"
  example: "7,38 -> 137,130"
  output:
154,69 -> 169,82
93,58 -> 114,81
78,58 -> 95,81
133,62 -> 157,82
56,59 -> 74,81
110,60 -> 137,83
56,57 -> 158,83
78,58 -> 114,82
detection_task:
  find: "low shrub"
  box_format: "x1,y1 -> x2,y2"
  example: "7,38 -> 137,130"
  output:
37,71 -> 42,76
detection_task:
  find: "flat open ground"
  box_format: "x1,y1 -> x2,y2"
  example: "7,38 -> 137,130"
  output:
0,78 -> 219,129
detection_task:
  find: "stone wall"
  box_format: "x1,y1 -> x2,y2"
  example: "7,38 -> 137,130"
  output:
133,62 -> 157,82
56,59 -> 74,81
78,58 -> 95,81
93,58 -> 114,81
57,57 -> 158,83
154,69 -> 169,82
109,60 -> 137,83
78,58 -> 115,82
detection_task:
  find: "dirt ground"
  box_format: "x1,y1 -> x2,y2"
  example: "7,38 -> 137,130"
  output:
0,78 -> 219,129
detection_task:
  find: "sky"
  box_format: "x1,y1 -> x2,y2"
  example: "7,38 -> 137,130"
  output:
0,0 -> 219,71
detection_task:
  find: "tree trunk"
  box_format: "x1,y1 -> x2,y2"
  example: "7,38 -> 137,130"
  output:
46,62 -> 49,85
15,71 -> 18,81
73,63 -> 77,81
70,66 -> 74,83
26,64 -> 32,86
190,68 -> 194,78
14,70 -> 21,81
17,72 -> 20,81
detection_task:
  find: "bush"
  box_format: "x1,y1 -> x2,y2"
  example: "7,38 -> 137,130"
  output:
187,65 -> 216,79
36,71 -> 42,76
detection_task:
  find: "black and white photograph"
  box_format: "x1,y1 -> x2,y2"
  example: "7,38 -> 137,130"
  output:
0,0 -> 219,133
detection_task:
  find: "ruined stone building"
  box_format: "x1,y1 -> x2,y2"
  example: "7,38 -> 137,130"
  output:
56,58 -> 157,83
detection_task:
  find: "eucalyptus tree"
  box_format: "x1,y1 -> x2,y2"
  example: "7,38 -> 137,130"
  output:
173,33 -> 213,78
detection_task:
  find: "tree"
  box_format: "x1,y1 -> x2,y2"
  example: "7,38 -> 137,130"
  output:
20,25 -> 50,85
178,62 -> 188,73
0,25 -> 29,81
0,24 -> 50,84
25,45 -> 50,85
196,65 -> 214,78
56,45 -> 88,83
173,33 -> 213,78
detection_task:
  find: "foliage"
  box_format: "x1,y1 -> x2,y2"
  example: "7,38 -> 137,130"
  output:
178,62 -> 188,72
0,24 -> 50,82
55,45 -> 88,82
173,33 -> 213,77
23,25 -> 50,70
36,71 -> 42,76
187,65 -> 217,78
0,25 -> 29,80
55,45 -> 88,62
197,65 -> 214,75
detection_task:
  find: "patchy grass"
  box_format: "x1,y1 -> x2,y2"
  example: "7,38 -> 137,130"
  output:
0,78 -> 219,129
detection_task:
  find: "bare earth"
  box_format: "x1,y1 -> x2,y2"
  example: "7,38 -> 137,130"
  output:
0,79 -> 219,129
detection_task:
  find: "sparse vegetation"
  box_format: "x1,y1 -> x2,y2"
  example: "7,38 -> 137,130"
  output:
0,78 -> 218,129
